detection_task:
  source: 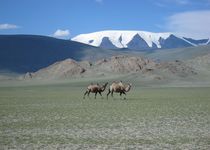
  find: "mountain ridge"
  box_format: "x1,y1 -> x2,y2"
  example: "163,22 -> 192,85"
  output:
72,30 -> 209,50
0,34 -> 105,73
1,34 -> 210,74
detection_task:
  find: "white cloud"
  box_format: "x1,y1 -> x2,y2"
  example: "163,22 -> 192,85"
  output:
0,23 -> 19,30
53,29 -> 70,38
154,0 -> 210,7
166,10 -> 210,39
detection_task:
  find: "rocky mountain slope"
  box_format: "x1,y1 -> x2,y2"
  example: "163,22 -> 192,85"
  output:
23,55 -> 197,80
186,53 -> 210,72
24,59 -> 86,79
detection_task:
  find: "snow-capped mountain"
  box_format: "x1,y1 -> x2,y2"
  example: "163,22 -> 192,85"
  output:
72,30 -> 209,50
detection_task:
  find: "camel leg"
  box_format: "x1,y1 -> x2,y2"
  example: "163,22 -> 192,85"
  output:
95,92 -> 97,99
122,91 -> 126,95
99,92 -> 103,99
111,91 -> 114,98
88,91 -> 91,98
83,91 -> 88,99
122,91 -> 126,100
107,89 -> 111,99
120,92 -> 123,99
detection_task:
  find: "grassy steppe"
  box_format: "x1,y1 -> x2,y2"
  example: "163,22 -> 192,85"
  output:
0,82 -> 210,149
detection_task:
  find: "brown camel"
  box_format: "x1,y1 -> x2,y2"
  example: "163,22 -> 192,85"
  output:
107,81 -> 132,99
83,82 -> 108,99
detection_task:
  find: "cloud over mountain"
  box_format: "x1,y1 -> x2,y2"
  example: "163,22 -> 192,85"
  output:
166,10 -> 210,39
53,29 -> 70,38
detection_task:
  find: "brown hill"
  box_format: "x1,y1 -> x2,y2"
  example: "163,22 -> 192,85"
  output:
24,59 -> 85,79
22,55 -> 197,80
156,60 -> 197,77
94,55 -> 155,73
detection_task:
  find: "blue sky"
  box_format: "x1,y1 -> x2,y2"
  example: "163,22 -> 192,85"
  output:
0,0 -> 210,39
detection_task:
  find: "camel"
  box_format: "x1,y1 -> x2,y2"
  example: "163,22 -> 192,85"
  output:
83,82 -> 108,99
107,81 -> 132,99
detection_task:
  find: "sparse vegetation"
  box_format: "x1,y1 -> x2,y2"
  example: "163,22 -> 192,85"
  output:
0,81 -> 210,149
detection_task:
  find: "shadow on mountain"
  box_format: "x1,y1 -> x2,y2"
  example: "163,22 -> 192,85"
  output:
0,35 -> 103,73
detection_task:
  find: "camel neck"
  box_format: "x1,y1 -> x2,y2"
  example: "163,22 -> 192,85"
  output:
101,83 -> 107,91
125,84 -> 131,92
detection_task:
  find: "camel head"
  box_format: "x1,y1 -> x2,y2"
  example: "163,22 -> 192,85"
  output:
125,83 -> 132,92
105,82 -> 108,86
100,82 -> 108,92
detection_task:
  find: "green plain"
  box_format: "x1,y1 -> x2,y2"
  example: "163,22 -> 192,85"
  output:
0,82 -> 210,149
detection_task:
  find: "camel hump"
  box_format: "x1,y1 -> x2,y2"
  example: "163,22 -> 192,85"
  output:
118,81 -> 123,87
87,85 -> 92,89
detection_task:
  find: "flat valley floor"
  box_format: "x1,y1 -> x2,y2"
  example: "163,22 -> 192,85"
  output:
0,81 -> 210,149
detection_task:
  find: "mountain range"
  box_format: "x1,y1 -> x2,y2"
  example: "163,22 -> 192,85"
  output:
72,30 -> 209,50
0,30 -> 210,74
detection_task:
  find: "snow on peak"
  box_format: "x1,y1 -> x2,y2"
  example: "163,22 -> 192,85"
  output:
72,30 -> 173,48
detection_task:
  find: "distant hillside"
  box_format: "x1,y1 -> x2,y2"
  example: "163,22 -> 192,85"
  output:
146,45 -> 210,61
1,34 -> 210,75
0,35 -> 116,73
22,55 -> 197,80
